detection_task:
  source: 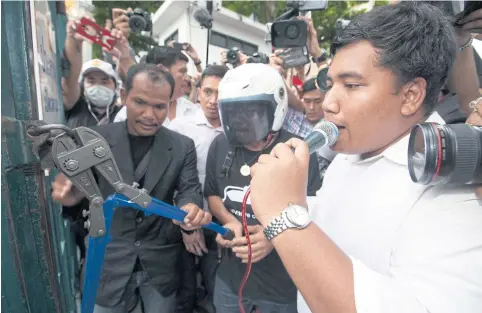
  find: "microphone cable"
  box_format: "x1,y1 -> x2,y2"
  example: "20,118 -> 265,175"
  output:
238,186 -> 252,313
237,133 -> 273,313
236,122 -> 338,312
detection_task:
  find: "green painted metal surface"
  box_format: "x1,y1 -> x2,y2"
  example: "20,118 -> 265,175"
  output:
1,1 -> 78,313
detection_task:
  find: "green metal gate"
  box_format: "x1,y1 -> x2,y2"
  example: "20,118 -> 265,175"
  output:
2,1 -> 79,312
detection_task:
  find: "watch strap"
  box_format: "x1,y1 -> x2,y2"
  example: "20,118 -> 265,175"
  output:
311,49 -> 328,64
263,215 -> 289,241
180,227 -> 196,235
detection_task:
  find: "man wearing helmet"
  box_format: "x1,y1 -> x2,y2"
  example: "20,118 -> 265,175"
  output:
203,63 -> 322,312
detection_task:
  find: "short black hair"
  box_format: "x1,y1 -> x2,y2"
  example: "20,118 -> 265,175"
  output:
145,46 -> 189,67
331,2 -> 457,113
302,78 -> 317,93
199,65 -> 229,87
125,63 -> 176,98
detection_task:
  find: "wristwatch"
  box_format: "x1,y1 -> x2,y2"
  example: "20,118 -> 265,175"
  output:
263,204 -> 311,241
311,49 -> 328,64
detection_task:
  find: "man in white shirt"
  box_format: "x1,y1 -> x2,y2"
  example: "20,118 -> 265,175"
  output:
248,2 -> 482,313
115,46 -> 199,125
168,65 -> 228,312
169,64 -> 228,248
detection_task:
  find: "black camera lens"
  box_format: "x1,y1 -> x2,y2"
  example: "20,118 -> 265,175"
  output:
226,48 -> 240,64
408,123 -> 482,185
315,67 -> 329,91
129,16 -> 146,33
285,24 -> 300,40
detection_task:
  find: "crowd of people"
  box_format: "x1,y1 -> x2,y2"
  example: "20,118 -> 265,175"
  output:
53,2 -> 482,313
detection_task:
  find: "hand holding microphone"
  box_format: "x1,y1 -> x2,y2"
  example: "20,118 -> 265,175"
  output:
250,121 -> 338,226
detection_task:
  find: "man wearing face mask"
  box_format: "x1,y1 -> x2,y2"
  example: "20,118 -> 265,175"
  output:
203,63 -> 321,313
65,59 -> 121,129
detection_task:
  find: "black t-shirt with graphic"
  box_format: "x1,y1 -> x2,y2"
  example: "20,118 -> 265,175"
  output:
204,129 -> 321,304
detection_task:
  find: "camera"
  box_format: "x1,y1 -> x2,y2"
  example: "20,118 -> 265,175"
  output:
226,48 -> 269,66
277,47 -> 310,68
126,8 -> 152,33
226,47 -> 240,65
270,0 -> 329,48
271,20 -> 308,48
247,52 -> 269,64
408,123 -> 482,185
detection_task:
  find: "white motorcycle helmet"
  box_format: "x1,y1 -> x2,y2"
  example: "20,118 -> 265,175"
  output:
218,63 -> 288,147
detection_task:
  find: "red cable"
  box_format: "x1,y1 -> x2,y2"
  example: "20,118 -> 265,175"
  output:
238,186 -> 252,313
237,133 -> 272,313
432,123 -> 443,181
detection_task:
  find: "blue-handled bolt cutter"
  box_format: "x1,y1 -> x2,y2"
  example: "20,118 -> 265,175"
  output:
26,122 -> 234,313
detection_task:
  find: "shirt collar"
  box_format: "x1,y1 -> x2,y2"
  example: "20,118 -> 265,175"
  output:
346,112 -> 446,166
194,107 -> 224,132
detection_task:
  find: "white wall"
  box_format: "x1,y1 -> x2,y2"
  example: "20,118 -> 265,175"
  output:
153,1 -> 270,75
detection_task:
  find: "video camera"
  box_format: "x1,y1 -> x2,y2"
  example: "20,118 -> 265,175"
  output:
269,0 -> 328,69
226,47 -> 269,66
126,8 -> 152,33
247,52 -> 269,64
270,0 -> 329,48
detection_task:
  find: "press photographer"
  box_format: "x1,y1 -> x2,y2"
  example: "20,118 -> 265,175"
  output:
248,2 -> 481,313
270,1 -> 329,70
220,47 -> 269,68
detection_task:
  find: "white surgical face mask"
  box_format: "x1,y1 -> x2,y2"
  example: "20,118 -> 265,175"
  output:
84,85 -> 115,108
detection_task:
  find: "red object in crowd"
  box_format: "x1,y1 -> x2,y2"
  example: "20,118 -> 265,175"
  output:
292,75 -> 303,90
76,17 -> 116,51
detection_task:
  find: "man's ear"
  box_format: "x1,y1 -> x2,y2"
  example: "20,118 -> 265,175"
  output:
400,77 -> 426,117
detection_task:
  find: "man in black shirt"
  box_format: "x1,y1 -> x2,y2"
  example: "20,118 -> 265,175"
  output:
52,63 -> 211,313
204,64 -> 321,312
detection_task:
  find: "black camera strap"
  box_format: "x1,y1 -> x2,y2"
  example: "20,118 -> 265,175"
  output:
220,148 -> 235,179
134,148 -> 152,183
134,147 -> 151,219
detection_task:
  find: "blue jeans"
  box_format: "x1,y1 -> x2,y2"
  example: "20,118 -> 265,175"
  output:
93,271 -> 176,313
213,275 -> 297,313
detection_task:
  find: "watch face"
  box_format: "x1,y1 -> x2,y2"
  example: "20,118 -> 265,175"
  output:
285,205 -> 310,228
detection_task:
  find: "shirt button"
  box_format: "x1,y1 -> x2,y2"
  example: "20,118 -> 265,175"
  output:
136,217 -> 143,223
134,241 -> 141,247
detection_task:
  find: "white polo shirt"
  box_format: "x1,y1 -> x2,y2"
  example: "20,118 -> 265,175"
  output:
299,112 -> 482,313
168,109 -> 224,210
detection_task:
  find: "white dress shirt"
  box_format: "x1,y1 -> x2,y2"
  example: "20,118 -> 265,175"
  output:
113,96 -> 199,126
298,112 -> 482,313
168,109 -> 224,210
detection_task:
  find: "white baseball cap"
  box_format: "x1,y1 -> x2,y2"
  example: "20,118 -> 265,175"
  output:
79,59 -> 119,85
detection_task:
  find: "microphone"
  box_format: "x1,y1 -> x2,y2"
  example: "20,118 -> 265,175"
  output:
193,7 -> 213,29
303,121 -> 339,154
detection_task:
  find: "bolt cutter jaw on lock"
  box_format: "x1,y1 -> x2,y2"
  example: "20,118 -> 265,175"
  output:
26,121 -> 234,313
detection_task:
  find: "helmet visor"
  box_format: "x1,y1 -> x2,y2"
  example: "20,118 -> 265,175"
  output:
219,94 -> 276,147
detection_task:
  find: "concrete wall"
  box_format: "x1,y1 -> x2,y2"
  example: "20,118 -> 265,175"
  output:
152,0 -> 270,75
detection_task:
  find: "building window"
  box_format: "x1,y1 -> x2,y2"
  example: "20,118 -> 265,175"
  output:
242,43 -> 257,55
210,31 -> 258,54
164,30 -> 179,45
211,31 -> 227,48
